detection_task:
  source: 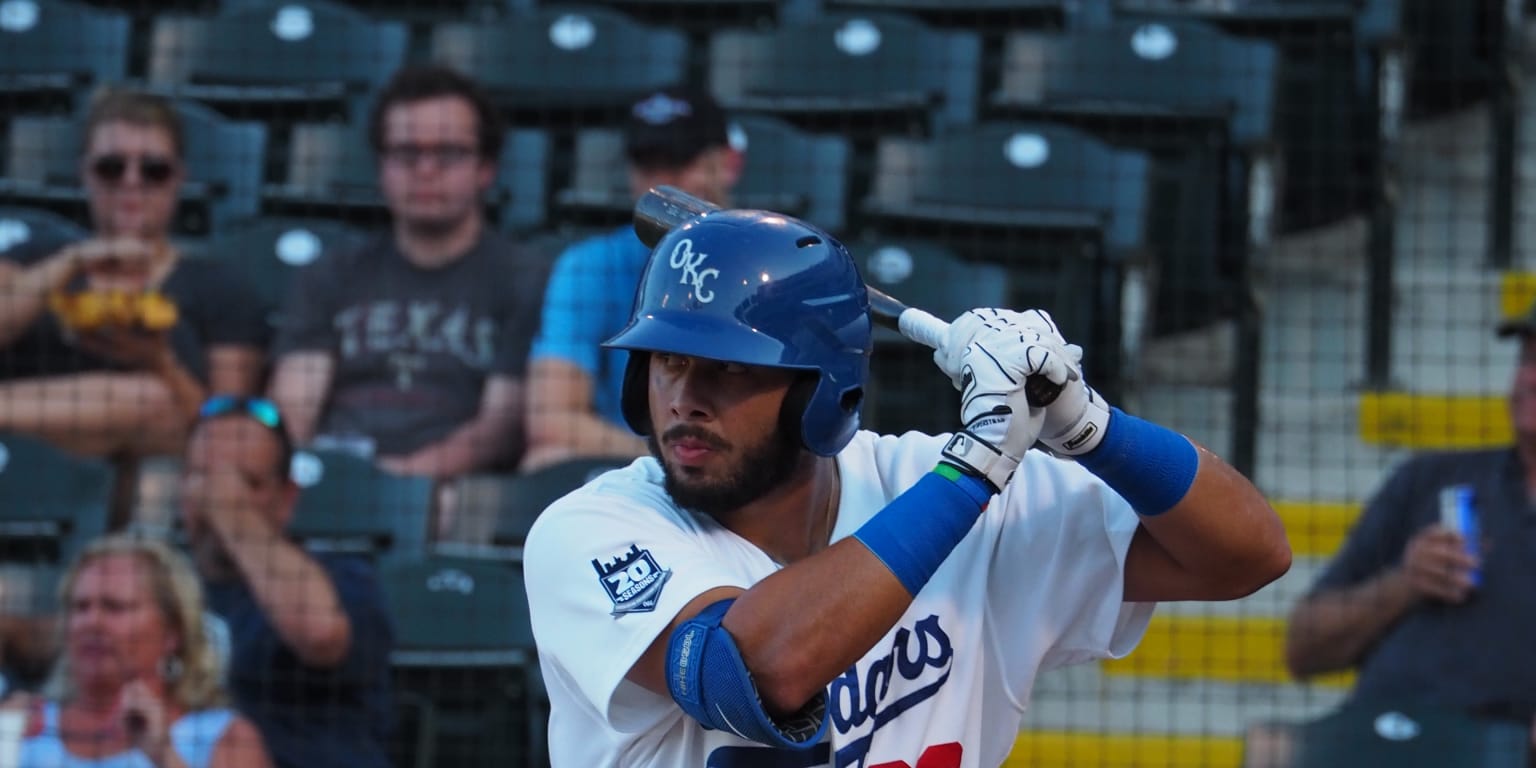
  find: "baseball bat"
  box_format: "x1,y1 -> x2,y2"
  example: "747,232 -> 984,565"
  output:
633,186 -> 1062,407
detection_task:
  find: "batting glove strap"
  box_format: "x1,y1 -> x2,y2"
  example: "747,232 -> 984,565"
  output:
940,429 -> 1018,495
1040,382 -> 1111,456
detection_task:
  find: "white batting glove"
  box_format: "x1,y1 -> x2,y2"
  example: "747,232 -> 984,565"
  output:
932,309 -> 1052,386
1032,339 -> 1112,458
940,336 -> 1058,492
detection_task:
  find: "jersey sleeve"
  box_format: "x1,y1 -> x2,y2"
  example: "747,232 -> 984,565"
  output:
986,454 -> 1154,700
528,238 -> 607,374
522,470 -> 769,733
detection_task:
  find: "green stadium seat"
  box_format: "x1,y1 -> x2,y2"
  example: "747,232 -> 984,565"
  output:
0,432 -> 114,565
381,554 -> 543,768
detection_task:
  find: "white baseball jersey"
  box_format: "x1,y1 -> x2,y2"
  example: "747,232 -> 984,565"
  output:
524,430 -> 1155,768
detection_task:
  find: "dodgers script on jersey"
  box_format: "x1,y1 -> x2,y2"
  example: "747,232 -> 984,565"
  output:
523,431 -> 1155,768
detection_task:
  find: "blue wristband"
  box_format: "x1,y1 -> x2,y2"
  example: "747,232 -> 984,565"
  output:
852,469 -> 990,596
1077,407 -> 1199,517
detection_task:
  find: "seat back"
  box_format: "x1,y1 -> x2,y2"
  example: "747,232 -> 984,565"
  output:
381,554 -> 538,768
0,205 -> 88,256
866,121 -> 1151,254
195,217 -> 373,332
851,239 -> 1009,435
436,458 -> 631,556
0,0 -> 129,101
709,11 -> 981,129
733,114 -> 851,234
0,432 -> 114,564
288,448 -> 435,559
430,6 -> 690,114
998,19 -> 1280,146
1244,701 -> 1530,768
147,1 -> 408,119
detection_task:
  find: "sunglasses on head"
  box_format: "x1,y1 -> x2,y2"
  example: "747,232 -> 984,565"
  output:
90,154 -> 178,186
198,395 -> 283,430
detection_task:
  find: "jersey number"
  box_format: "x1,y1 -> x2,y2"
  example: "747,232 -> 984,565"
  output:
706,742 -> 959,768
871,742 -> 962,768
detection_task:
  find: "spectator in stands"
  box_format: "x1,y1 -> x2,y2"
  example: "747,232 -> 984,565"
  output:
520,87 -> 743,471
181,395 -> 393,768
270,64 -> 545,478
1285,300 -> 1536,743
0,87 -> 271,457
18,533 -> 269,767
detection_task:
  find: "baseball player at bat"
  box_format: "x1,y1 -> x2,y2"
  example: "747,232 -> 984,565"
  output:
524,210 -> 1291,767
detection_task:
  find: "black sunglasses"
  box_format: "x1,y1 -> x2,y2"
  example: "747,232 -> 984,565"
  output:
90,153 -> 178,186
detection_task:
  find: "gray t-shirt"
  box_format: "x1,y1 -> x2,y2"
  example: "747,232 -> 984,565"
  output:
1310,448 -> 1536,722
275,230 -> 546,459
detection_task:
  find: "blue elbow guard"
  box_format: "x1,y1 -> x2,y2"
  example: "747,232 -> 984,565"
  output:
665,599 -> 828,749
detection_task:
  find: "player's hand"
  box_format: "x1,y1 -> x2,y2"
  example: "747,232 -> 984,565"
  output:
934,308 -> 1066,386
1402,525 -> 1479,604
990,309 -> 1114,457
940,336 -> 1051,492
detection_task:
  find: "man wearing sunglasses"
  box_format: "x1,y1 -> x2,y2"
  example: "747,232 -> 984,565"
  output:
0,88 -> 271,457
270,65 -> 546,478
181,395 -> 394,768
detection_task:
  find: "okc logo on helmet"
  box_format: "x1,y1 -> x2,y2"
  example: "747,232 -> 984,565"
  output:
669,239 -> 720,304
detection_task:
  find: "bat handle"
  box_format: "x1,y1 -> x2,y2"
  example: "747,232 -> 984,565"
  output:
897,307 -> 1064,408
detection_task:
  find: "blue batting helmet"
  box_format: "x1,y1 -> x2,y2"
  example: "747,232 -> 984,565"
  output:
603,209 -> 872,456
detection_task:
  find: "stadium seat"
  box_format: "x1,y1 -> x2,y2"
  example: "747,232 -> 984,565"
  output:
1243,700 -> 1530,768
824,0 -> 1076,30
1104,0 -> 1389,233
708,11 -> 982,133
382,554 -> 543,768
286,448 -> 435,559
848,238 -> 1010,436
146,0 -> 409,124
0,205 -> 88,256
434,457 -> 630,559
0,100 -> 267,236
192,217 -> 373,333
264,121 -> 552,232
863,121 -> 1150,255
0,0 -> 130,113
733,114 -> 851,234
561,0 -> 816,35
428,5 -> 690,119
0,432 -> 114,565
992,19 -> 1278,337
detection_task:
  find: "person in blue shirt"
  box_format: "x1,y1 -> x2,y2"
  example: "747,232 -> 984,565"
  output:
521,87 -> 743,471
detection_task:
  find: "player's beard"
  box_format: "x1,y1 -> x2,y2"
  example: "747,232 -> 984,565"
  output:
648,422 -> 803,521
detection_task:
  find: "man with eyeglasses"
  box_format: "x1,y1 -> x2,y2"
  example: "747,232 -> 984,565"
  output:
181,395 -> 394,768
271,65 -> 547,478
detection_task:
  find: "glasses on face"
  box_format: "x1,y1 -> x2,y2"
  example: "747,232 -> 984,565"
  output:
198,395 -> 283,430
89,154 -> 179,186
381,143 -> 480,169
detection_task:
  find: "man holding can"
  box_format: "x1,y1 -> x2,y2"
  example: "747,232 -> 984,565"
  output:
1285,300 -> 1536,745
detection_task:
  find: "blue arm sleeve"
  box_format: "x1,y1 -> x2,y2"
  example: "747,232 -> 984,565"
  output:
666,599 -> 828,750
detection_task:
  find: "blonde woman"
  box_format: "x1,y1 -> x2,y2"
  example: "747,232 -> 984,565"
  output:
18,534 -> 269,767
